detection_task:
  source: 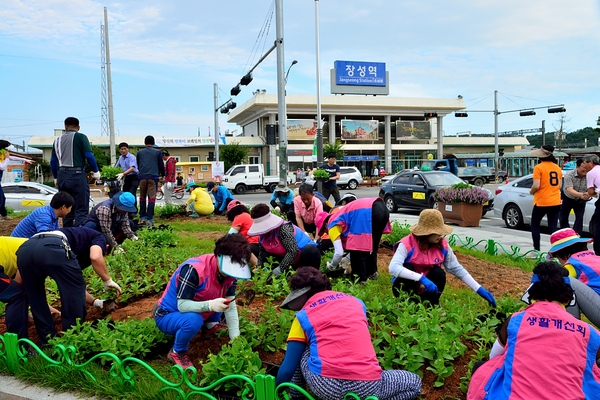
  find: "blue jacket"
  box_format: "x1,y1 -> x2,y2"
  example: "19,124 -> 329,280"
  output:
213,186 -> 234,212
270,190 -> 293,205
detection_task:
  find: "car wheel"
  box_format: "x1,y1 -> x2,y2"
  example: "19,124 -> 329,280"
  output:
473,177 -> 485,187
235,184 -> 247,195
384,196 -> 397,213
348,179 -> 358,190
267,183 -> 277,193
429,198 -> 439,210
503,204 -> 523,229
482,210 -> 487,218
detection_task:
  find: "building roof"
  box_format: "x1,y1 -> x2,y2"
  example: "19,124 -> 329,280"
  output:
227,94 -> 466,127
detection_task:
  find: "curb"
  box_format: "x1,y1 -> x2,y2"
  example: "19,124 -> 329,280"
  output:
0,375 -> 93,400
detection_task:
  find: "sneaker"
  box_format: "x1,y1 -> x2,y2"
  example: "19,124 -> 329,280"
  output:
189,213 -> 200,218
138,218 -> 147,225
200,323 -> 227,339
368,272 -> 379,280
167,348 -> 193,369
147,220 -> 155,227
3,215 -> 12,220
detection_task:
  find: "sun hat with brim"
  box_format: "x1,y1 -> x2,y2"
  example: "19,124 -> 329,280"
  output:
248,212 -> 286,236
314,212 -> 331,236
548,228 -> 593,254
275,183 -> 290,193
531,147 -> 553,158
113,192 -> 138,213
227,199 -> 244,213
280,286 -> 312,310
410,209 -> 453,236
335,193 -> 357,207
218,255 -> 251,280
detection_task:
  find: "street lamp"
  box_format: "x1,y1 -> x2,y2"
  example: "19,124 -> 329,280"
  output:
285,60 -> 298,84
455,90 -> 566,180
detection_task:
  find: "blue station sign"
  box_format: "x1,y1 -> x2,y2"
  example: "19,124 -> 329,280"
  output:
334,60 -> 386,87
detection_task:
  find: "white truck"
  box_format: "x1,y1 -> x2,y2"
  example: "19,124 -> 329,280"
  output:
221,164 -> 284,194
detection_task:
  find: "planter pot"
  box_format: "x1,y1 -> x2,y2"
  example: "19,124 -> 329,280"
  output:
439,202 -> 483,227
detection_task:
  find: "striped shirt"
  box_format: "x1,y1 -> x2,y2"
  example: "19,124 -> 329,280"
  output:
563,168 -> 587,200
10,206 -> 59,238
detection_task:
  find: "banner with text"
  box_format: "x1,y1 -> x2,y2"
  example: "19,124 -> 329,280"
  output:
396,121 -> 431,140
341,119 -> 379,140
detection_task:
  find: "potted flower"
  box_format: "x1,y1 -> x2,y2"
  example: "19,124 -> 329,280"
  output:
312,169 -> 330,193
100,165 -> 124,198
433,183 -> 489,227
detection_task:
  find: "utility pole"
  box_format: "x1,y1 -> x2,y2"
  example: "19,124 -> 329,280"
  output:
214,83 -> 219,163
104,7 -> 116,164
541,120 -> 545,146
275,0 -> 288,185
314,0 -> 323,165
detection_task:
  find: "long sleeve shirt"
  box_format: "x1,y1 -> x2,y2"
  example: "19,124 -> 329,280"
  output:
258,223 -> 298,270
10,206 -> 59,238
213,186 -> 234,212
270,190 -> 294,206
95,205 -> 135,247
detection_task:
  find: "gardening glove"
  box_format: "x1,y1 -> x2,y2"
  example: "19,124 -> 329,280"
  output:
113,246 -> 125,255
476,286 -> 497,308
208,298 -> 230,313
91,171 -> 101,180
116,173 -> 124,180
418,275 -> 438,295
93,299 -> 104,308
53,178 -> 58,187
166,181 -> 173,190
103,279 -> 123,295
131,235 -> 139,241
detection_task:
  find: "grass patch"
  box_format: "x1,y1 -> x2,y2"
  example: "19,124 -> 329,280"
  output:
454,246 -> 537,273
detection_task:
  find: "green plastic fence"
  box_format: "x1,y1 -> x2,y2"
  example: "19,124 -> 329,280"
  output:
0,333 -> 377,400
447,234 -> 548,262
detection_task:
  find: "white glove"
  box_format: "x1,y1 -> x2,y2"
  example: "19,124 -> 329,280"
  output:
116,173 -> 124,180
53,179 -> 58,187
91,171 -> 101,180
166,182 -> 173,190
326,261 -> 340,271
274,206 -> 281,213
131,235 -> 139,241
208,298 -> 230,313
113,246 -> 125,255
103,279 -> 123,295
93,299 -> 104,308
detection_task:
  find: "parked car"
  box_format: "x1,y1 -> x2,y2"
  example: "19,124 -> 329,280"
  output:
379,170 -> 494,215
493,174 -> 596,233
2,181 -> 95,212
305,166 -> 363,190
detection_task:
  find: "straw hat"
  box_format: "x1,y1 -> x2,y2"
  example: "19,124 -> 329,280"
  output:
248,212 -> 286,236
410,209 -> 453,236
548,228 -> 592,254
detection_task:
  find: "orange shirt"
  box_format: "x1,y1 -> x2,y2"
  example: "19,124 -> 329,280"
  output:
232,212 -> 259,244
533,161 -> 562,206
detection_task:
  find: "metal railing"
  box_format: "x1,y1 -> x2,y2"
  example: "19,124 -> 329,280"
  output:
447,234 -> 547,262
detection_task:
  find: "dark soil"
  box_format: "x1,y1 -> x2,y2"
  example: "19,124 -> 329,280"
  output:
0,215 -> 534,400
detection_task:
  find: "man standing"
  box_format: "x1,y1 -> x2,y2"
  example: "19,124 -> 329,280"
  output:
136,136 -> 164,226
115,142 -> 139,219
11,192 -> 74,238
584,154 -> 600,254
162,149 -> 177,205
559,158 -> 590,235
319,153 -> 341,203
50,117 -> 100,227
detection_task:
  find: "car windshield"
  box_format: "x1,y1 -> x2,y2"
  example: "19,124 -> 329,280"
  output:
424,172 -> 464,186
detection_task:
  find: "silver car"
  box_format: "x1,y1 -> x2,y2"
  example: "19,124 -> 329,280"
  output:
305,166 -> 363,190
2,181 -> 95,212
493,174 -> 595,232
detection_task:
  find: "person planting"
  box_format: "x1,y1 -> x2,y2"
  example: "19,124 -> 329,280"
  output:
269,182 -> 294,220
292,184 -> 323,236
226,200 -> 259,260
248,203 -> 320,275
389,209 -> 496,307
276,267 -> 422,400
184,183 -> 214,217
547,227 -> 600,327
206,181 -> 235,216
316,197 -> 390,283
468,261 -> 600,399
153,233 -> 252,369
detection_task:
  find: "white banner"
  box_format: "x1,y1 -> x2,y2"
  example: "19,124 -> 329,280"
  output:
156,137 -> 216,147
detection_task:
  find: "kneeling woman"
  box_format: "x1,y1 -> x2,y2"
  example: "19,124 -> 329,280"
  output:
249,203 -> 320,275
276,267 -> 422,400
153,233 -> 252,369
389,209 -> 496,307
468,261 -> 600,399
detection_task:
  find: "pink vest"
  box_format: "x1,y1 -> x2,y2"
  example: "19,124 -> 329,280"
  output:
296,290 -> 382,381
567,250 -> 600,294
468,301 -> 600,399
399,235 -> 449,275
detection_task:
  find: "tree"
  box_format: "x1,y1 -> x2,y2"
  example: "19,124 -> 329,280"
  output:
322,140 -> 346,161
26,159 -> 52,184
219,141 -> 250,171
91,145 -> 110,172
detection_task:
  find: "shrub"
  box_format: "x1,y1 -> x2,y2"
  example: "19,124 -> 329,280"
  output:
433,183 -> 489,205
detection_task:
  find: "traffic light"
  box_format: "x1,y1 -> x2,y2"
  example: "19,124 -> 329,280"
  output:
455,112 -> 468,117
230,85 -> 241,96
229,101 -> 236,110
265,124 -> 277,145
548,107 -> 566,113
424,112 -> 438,118
240,72 -> 253,86
499,148 -> 505,157
519,110 -> 536,117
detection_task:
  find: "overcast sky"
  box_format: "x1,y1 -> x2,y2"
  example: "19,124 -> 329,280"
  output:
1,0 -> 599,148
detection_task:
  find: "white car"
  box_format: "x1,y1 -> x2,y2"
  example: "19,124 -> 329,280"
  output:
493,174 -> 595,233
2,182 -> 94,212
305,166 -> 363,190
